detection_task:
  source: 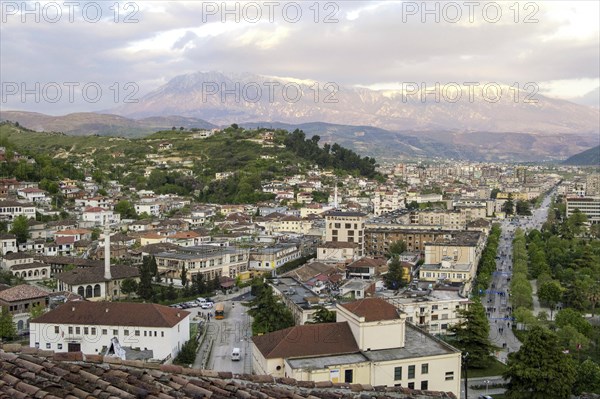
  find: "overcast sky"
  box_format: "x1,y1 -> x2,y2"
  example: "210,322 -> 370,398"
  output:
1,0 -> 598,114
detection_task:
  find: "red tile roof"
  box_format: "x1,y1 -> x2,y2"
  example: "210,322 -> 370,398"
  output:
340,298 -> 400,322
0,350 -> 458,398
252,322 -> 359,359
0,284 -> 49,303
31,301 -> 189,328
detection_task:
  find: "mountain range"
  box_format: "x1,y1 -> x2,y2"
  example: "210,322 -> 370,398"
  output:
111,71 -> 599,135
2,71 -> 599,162
563,146 -> 600,166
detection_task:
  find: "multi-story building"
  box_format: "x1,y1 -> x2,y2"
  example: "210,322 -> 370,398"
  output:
0,200 -> 36,220
154,245 -> 250,283
0,233 -> 18,255
566,196 -> 600,224
0,284 -> 49,335
251,297 -> 461,395
386,288 -> 470,335
249,244 -> 301,270
365,228 -> 453,256
410,210 -> 466,230
418,231 -> 485,286
317,241 -> 359,263
29,302 -> 190,361
81,207 -> 121,226
325,211 -> 367,256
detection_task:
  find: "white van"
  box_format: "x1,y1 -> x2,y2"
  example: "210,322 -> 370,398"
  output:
231,347 -> 241,361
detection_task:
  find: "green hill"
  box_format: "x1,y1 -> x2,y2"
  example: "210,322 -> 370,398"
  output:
0,122 -> 379,204
563,146 -> 600,166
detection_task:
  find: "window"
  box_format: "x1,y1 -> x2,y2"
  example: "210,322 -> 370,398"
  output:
135,330 -> 140,336
161,332 -> 164,337
75,327 -> 80,334
68,327 -> 73,334
113,329 -> 118,335
91,328 -> 96,335
344,369 -> 353,383
408,382 -> 415,389
420,381 -> 428,390
445,371 -> 454,381
144,331 -> 147,337
441,323 -> 448,330
46,343 -> 51,349
102,329 -> 108,335
332,229 -> 338,236
441,314 -> 448,320
334,223 -> 340,228
421,363 -> 429,374
345,223 -> 351,229
408,365 -> 415,379
54,326 -> 59,334
154,331 -> 157,337
57,344 -> 62,350
432,305 -> 438,310
394,366 -> 402,380
124,330 -> 129,336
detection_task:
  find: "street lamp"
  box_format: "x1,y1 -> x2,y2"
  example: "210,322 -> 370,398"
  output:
484,379 -> 490,394
462,351 -> 469,399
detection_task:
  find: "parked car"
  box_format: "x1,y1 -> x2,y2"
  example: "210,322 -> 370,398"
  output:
196,297 -> 206,303
201,302 -> 213,309
231,347 -> 241,361
186,301 -> 198,308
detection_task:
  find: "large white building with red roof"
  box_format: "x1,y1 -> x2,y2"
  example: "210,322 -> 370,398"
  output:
29,302 -> 190,361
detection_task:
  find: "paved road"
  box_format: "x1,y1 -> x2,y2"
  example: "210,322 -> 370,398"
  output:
192,287 -> 253,373
484,190 -> 555,364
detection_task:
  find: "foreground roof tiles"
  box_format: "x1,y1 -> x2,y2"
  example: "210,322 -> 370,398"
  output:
0,349 -> 458,399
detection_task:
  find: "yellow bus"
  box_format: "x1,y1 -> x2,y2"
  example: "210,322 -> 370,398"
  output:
215,303 -> 225,319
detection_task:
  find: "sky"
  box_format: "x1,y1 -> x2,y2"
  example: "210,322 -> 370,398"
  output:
0,0 -> 599,114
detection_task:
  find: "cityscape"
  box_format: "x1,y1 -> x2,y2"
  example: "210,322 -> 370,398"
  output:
0,1 -> 599,399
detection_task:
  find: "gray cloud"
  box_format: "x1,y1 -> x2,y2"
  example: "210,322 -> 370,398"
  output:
1,1 -> 598,114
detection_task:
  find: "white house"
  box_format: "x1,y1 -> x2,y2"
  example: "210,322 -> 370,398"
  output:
29,302 -> 191,361
0,200 -> 36,220
81,207 -> 121,226
135,203 -> 161,217
0,233 -> 18,255
17,187 -> 49,203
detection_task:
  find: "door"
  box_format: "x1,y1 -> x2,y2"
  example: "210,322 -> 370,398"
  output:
68,342 -> 81,352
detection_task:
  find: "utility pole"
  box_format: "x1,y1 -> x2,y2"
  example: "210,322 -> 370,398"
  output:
463,352 -> 469,399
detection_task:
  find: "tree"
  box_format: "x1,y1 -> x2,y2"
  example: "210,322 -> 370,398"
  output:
574,359 -> 600,394
192,274 -> 208,295
503,326 -> 576,399
181,265 -> 188,287
137,256 -> 154,300
555,308 -> 592,337
383,257 -> 407,290
9,215 -> 29,244
387,240 -> 407,258
516,200 -> 532,216
502,194 -> 515,215
29,303 -> 45,320
309,306 -> 336,324
448,300 -> 494,368
121,278 -> 138,298
537,280 -> 562,319
114,200 -> 137,219
246,283 -> 294,335
173,339 -> 198,365
0,307 -> 17,340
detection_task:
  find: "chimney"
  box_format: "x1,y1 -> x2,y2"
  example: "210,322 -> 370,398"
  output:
104,223 -> 112,280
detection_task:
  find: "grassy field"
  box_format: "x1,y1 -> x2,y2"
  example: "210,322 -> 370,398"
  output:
467,358 -> 508,378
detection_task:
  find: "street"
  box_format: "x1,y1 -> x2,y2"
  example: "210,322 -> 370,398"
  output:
192,288 -> 253,374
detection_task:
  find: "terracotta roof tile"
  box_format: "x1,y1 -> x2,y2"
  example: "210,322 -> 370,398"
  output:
0,284 -> 49,303
251,322 -> 359,359
32,301 -> 190,328
0,349 -> 458,399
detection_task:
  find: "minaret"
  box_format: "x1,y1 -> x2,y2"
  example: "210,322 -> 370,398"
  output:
104,223 -> 111,280
334,184 -> 338,209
